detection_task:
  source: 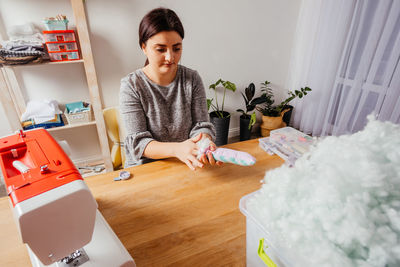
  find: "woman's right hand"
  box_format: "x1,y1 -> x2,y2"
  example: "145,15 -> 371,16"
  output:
173,133 -> 204,170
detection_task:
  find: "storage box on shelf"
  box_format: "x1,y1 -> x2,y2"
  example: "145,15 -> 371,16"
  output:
64,102 -> 92,125
43,30 -> 80,62
42,19 -> 69,31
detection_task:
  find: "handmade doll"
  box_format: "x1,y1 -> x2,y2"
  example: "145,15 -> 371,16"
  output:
197,138 -> 256,166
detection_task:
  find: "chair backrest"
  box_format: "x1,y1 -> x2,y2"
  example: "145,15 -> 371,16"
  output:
103,107 -> 126,169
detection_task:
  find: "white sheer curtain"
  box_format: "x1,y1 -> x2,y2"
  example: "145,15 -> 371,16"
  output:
286,0 -> 400,136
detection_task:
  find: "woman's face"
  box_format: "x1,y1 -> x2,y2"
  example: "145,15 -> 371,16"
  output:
142,31 -> 183,75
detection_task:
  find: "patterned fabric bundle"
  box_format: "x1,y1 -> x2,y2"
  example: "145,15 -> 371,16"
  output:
0,23 -> 46,65
0,49 -> 44,65
197,138 -> 256,166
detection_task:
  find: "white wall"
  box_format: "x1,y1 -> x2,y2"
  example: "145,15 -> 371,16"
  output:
0,0 -> 301,160
0,98 -> 12,136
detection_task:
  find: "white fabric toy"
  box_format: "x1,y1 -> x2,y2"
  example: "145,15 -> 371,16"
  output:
197,138 -> 256,166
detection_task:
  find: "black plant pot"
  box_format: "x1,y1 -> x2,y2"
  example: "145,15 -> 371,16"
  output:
239,115 -> 252,141
282,105 -> 294,126
210,111 -> 230,146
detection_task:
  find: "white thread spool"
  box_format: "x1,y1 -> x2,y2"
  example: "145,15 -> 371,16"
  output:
12,160 -> 30,173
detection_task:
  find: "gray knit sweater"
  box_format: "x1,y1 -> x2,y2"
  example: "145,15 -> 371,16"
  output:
119,65 -> 216,167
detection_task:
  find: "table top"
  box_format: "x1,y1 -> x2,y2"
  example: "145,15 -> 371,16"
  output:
0,139 -> 284,267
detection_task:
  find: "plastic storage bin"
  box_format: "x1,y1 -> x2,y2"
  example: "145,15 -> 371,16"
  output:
64,102 -> 92,125
48,51 -> 80,62
240,191 -> 296,267
259,127 -> 313,167
43,30 -> 80,62
43,30 -> 76,43
46,42 -> 78,52
42,19 -> 69,31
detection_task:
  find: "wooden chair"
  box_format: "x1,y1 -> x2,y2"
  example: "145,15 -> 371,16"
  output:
103,107 -> 126,169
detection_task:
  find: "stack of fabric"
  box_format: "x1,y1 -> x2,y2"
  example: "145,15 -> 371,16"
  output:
21,99 -> 64,130
0,23 -> 46,65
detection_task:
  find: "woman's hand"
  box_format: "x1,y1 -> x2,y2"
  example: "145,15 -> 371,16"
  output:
173,133 -> 204,170
198,134 -> 223,167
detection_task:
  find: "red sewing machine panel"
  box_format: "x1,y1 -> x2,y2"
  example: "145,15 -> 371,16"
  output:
0,129 -> 82,206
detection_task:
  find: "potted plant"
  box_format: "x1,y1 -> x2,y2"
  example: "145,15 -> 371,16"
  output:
236,82 -> 268,141
256,80 -> 312,136
207,79 -> 237,146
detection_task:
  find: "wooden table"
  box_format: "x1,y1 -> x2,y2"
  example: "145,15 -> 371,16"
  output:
0,139 -> 284,267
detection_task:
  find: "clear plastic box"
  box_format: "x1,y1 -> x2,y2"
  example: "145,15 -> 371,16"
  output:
269,127 -> 313,156
46,42 -> 78,52
259,127 -> 313,167
240,191 -> 298,267
48,51 -> 80,62
43,30 -> 76,43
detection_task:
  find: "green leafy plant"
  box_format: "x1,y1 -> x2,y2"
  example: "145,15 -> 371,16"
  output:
207,79 -> 237,118
256,80 -> 312,117
236,82 -> 268,129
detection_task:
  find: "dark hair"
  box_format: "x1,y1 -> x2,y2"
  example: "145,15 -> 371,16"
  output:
139,7 -> 185,48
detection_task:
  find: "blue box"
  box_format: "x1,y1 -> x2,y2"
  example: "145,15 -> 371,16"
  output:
43,19 -> 69,31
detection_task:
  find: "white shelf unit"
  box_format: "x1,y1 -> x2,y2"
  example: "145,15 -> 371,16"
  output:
0,0 -> 113,171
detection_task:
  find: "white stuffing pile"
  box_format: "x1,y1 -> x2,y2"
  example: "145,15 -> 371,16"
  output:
247,116 -> 400,267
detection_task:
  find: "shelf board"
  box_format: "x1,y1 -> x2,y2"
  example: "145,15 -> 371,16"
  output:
5,59 -> 84,68
47,120 -> 96,132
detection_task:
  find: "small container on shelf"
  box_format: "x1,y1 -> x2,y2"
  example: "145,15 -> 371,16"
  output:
48,51 -> 80,62
43,30 -> 80,62
64,102 -> 92,125
42,19 -> 69,31
43,30 -> 76,43
46,42 -> 78,52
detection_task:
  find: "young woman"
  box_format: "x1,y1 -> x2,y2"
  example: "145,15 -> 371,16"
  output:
120,7 -> 221,170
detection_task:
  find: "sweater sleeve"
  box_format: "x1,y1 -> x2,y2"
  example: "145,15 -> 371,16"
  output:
119,76 -> 154,164
189,71 -> 216,141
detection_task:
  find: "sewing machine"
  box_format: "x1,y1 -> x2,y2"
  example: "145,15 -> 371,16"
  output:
0,129 -> 135,267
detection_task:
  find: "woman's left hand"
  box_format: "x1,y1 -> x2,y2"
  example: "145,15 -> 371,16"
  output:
198,134 -> 223,166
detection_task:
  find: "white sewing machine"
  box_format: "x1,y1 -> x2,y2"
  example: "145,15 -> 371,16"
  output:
0,129 -> 135,267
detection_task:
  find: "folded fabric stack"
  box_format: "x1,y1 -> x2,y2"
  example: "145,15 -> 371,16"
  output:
22,114 -> 64,130
0,23 -> 46,65
21,99 -> 64,130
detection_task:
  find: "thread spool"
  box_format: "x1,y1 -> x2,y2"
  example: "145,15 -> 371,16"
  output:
12,161 -> 30,173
